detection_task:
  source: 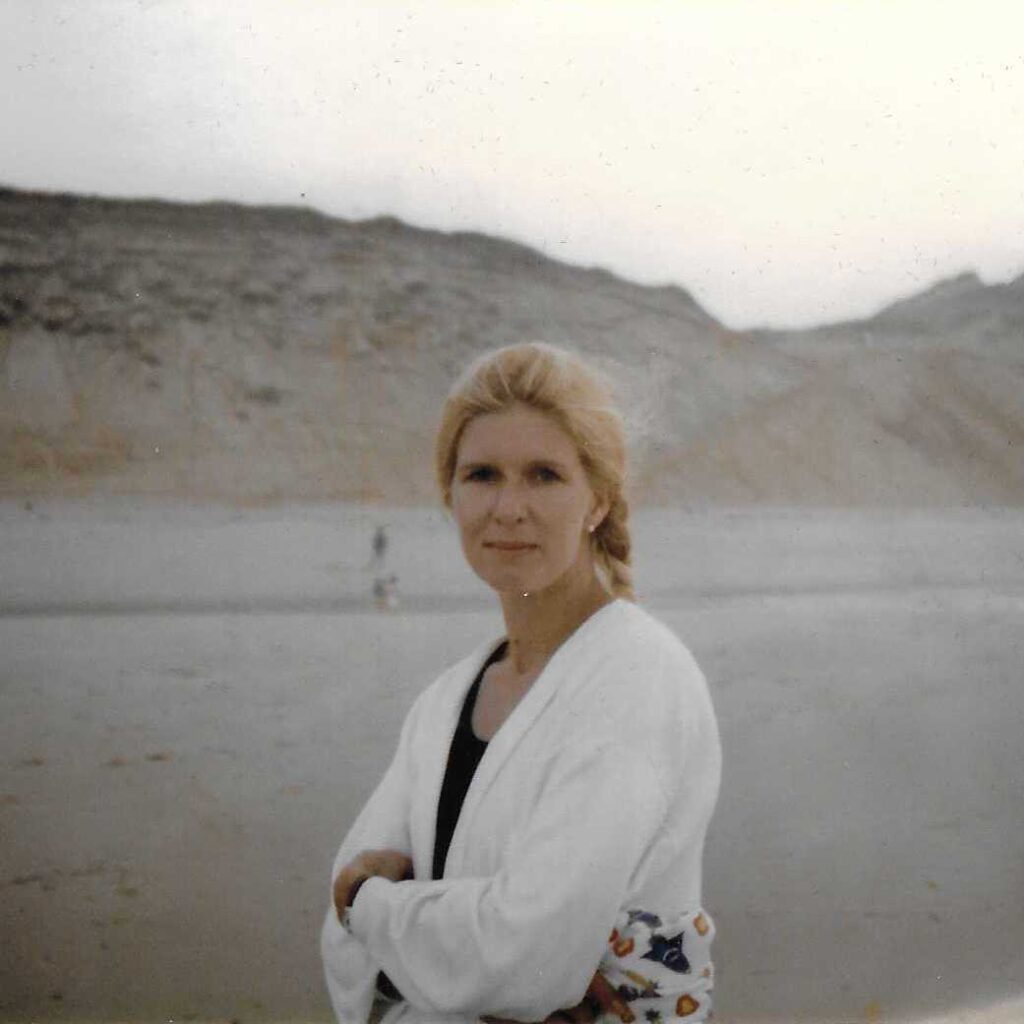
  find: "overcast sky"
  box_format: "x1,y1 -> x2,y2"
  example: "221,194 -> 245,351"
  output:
3,0 -> 1023,328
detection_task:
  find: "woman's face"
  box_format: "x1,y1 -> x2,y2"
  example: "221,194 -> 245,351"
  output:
450,403 -> 607,598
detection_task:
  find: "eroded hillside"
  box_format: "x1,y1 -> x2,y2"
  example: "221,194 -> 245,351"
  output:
1,188 -> 1021,504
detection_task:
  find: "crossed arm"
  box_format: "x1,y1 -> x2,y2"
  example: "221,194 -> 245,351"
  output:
332,849 -> 635,1024
323,688 -> 673,1022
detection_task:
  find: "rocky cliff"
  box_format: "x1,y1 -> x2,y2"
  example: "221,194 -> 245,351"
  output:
1,187 -> 1021,505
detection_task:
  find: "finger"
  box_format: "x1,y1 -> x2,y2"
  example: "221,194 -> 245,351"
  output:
585,973 -> 614,1013
543,1012 -> 578,1024
581,992 -> 605,1020
335,860 -> 364,899
563,1004 -> 596,1024
587,973 -> 633,1023
333,861 -> 371,911
611,1001 -> 634,1024
332,869 -> 355,909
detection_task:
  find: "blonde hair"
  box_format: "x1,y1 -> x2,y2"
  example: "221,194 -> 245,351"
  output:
435,342 -> 635,600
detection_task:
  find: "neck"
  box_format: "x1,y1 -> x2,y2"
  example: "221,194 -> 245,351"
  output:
497,558 -> 613,677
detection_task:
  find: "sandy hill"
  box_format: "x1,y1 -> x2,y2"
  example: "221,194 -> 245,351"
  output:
1,187 -> 1021,505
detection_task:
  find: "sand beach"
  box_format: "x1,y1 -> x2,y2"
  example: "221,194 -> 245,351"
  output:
1,499 -> 1022,1023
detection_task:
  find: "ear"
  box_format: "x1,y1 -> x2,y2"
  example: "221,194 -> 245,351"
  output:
588,492 -> 611,534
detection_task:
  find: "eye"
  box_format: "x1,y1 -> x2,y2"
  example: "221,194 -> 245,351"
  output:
462,465 -> 497,483
531,465 -> 562,483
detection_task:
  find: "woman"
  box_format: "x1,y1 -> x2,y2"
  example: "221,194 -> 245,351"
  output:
322,343 -> 721,1024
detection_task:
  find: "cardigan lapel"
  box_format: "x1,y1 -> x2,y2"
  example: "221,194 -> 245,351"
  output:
443,600 -> 624,876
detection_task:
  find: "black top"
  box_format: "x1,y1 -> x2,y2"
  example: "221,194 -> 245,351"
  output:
376,640 -> 507,1001
432,640 -> 507,880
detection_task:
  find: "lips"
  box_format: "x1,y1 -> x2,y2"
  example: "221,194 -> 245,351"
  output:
484,541 -> 538,551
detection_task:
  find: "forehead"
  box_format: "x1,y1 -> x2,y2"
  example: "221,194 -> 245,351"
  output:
456,404 -> 580,464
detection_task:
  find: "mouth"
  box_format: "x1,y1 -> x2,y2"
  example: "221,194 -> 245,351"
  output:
484,541 -> 538,552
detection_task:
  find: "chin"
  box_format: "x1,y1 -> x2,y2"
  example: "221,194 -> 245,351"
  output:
485,566 -> 575,599
467,548 -> 579,598
480,572 -> 538,596
471,563 -> 539,596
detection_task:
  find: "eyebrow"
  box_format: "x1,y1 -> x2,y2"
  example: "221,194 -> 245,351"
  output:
456,457 -> 573,473
526,457 -> 571,472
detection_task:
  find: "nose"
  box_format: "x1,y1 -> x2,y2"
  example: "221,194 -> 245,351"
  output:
491,480 -> 527,524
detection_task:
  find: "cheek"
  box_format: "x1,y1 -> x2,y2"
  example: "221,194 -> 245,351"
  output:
451,489 -> 486,536
546,492 -> 590,540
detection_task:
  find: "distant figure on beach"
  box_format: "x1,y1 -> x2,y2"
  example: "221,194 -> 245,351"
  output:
323,344 -> 721,1023
372,525 -> 388,566
372,573 -> 399,612
369,525 -> 397,610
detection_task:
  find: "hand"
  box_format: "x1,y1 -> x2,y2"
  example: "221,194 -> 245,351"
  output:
482,969 -> 634,1024
548,971 -> 634,1024
332,848 -> 413,918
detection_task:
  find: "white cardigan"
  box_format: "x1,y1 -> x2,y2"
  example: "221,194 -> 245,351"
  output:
321,599 -> 721,1024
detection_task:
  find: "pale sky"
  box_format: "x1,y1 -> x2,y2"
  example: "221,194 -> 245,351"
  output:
3,0 -> 1023,328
